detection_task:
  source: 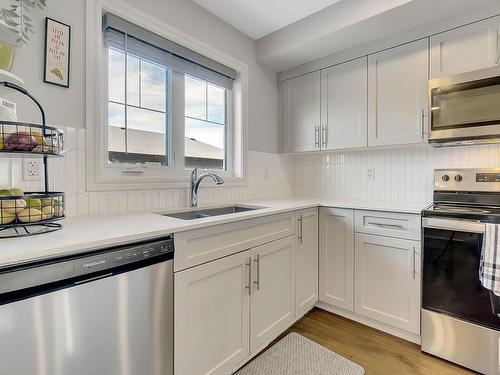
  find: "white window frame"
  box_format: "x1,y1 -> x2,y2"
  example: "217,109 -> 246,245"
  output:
86,0 -> 248,191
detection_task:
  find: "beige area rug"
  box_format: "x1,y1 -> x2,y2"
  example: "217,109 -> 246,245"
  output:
235,333 -> 365,375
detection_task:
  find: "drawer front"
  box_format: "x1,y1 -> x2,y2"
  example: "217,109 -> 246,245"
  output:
354,210 -> 420,240
174,213 -> 296,271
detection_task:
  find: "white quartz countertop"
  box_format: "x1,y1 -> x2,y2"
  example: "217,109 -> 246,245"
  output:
0,198 -> 428,268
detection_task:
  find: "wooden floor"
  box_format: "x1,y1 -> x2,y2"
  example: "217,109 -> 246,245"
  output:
284,308 -> 476,375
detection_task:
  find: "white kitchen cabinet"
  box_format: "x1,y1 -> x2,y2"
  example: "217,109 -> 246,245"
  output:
320,57 -> 368,150
319,207 -> 354,311
368,39 -> 429,146
354,233 -> 421,335
281,71 -> 321,152
251,236 -> 295,353
431,16 -> 500,79
174,251 -> 251,375
295,208 -> 319,318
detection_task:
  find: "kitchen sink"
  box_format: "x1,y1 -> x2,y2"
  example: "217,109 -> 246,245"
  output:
160,205 -> 265,220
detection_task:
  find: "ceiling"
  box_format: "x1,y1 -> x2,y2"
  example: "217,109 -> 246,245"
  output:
192,0 -> 342,39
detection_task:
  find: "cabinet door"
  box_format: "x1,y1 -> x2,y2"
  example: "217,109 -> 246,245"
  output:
295,208 -> 319,318
321,57 -> 368,150
175,251 -> 251,375
319,207 -> 354,311
368,39 -> 429,146
431,16 -> 500,79
282,71 -> 321,152
251,236 -> 295,353
354,233 -> 420,334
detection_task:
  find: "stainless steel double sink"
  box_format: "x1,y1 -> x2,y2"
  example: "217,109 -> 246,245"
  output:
160,205 -> 264,220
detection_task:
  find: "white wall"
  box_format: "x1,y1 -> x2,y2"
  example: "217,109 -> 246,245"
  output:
1,0 -> 278,153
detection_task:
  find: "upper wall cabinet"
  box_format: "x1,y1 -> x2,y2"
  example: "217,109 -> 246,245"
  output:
281,71 -> 321,153
368,39 -> 429,147
430,16 -> 500,79
320,57 -> 368,150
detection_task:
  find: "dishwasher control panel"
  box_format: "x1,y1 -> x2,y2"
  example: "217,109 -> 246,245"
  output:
74,236 -> 174,276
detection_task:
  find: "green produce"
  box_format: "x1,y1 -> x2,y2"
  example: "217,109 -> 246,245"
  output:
0,189 -> 12,196
26,198 -> 41,209
17,208 -> 42,223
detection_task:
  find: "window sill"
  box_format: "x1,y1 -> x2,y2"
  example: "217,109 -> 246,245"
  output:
86,174 -> 248,191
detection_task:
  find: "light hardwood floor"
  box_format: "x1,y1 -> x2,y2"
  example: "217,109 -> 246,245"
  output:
285,308 -> 476,375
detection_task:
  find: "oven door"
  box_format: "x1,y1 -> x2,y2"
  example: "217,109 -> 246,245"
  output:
422,217 -> 500,331
429,67 -> 500,144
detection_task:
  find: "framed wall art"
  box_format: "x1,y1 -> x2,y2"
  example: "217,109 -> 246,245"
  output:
44,17 -> 71,88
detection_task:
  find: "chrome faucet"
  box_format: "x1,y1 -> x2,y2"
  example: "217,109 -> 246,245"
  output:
190,167 -> 224,207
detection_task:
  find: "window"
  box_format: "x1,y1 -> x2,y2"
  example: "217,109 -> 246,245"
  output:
185,76 -> 228,171
107,48 -> 169,166
87,8 -> 246,190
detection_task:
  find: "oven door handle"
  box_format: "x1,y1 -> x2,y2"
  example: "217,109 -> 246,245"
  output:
422,217 -> 485,234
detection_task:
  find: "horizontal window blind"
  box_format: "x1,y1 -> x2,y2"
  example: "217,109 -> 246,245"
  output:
103,13 -> 236,89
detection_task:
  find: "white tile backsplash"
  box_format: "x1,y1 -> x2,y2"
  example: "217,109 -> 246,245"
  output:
291,144 -> 500,203
8,128 -> 500,216
11,127 -> 292,216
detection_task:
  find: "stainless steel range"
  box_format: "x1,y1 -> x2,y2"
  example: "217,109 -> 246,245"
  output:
422,168 -> 500,375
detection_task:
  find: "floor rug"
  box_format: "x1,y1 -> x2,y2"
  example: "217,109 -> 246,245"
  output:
235,332 -> 365,375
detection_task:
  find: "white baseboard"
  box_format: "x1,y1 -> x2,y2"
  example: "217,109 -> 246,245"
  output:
315,302 -> 421,345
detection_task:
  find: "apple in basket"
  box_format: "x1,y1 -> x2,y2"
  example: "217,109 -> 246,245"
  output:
4,132 -> 38,151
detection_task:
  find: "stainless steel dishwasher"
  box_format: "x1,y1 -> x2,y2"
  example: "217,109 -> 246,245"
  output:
0,236 -> 174,375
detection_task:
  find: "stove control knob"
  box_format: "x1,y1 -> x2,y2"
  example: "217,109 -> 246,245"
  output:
441,175 -> 450,182
454,174 -> 463,182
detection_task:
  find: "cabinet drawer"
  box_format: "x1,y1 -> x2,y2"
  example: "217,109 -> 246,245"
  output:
174,213 -> 296,271
354,210 -> 420,240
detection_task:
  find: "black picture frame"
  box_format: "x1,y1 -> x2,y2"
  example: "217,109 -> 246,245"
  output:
43,17 -> 71,88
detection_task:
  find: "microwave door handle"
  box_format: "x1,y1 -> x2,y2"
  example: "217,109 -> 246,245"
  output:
422,217 -> 485,234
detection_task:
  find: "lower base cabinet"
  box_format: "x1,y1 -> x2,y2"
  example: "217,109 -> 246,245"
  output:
295,208 -> 319,318
175,236 -> 296,375
174,251 -> 251,375
319,207 -> 421,338
250,237 -> 296,353
319,208 -> 354,310
354,233 -> 421,334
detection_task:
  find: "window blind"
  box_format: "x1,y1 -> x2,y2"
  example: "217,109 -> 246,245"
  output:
103,13 -> 236,89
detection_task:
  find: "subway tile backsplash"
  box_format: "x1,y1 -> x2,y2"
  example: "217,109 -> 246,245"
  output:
4,128 -> 294,216
6,128 -> 500,217
291,144 -> 500,203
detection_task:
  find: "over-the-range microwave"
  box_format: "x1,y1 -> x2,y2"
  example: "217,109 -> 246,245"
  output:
428,66 -> 500,147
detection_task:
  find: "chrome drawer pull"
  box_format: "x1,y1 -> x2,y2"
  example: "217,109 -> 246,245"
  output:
297,214 -> 303,243
245,257 -> 252,295
253,255 -> 261,291
367,222 -> 404,229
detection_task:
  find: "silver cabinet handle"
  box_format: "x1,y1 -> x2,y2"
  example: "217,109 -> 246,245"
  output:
421,109 -> 425,139
367,221 -> 404,229
314,126 -> 320,148
253,255 -> 260,291
321,125 -> 328,148
297,214 -> 303,244
245,257 -> 252,295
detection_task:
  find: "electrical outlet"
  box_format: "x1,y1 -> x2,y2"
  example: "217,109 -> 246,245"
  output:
367,167 -> 375,180
23,159 -> 42,181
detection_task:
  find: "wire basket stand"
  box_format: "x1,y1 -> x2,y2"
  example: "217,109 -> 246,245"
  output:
0,81 -> 65,238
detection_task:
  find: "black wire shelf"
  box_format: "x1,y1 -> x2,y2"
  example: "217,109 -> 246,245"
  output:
0,81 -> 65,237
0,121 -> 64,156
